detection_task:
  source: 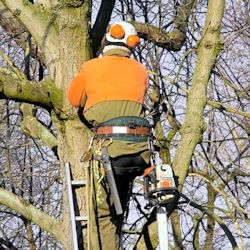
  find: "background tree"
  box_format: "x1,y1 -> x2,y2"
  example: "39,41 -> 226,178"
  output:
0,0 -> 249,249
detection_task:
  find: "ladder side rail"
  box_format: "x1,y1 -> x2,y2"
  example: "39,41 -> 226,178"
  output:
65,162 -> 79,250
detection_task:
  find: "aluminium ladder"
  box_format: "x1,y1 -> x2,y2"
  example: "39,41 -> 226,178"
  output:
65,162 -> 88,250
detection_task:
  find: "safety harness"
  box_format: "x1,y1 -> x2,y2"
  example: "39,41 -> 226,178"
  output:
83,116 -> 178,249
93,116 -> 151,142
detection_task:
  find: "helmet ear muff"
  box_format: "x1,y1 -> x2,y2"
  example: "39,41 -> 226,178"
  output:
127,35 -> 140,48
109,24 -> 125,39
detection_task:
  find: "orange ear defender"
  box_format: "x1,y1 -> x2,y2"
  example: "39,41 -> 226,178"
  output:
109,24 -> 125,39
127,35 -> 140,48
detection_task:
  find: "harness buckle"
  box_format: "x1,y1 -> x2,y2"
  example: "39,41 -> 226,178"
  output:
128,122 -> 136,129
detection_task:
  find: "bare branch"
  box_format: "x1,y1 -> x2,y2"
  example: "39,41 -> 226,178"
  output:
0,238 -> 19,250
134,0 -> 196,51
149,71 -> 250,118
180,193 -> 239,250
0,3 -> 45,63
0,50 -> 26,79
20,103 -> 58,150
207,100 -> 250,118
91,0 -> 115,56
0,187 -> 63,241
213,69 -> 250,101
172,0 -> 225,187
1,0 -> 59,60
0,72 -> 62,111
134,21 -> 185,51
188,173 -> 249,216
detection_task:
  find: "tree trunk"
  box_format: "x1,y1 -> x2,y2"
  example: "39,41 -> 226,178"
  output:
45,3 -> 91,249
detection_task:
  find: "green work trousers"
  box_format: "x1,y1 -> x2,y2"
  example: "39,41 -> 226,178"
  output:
88,153 -> 149,250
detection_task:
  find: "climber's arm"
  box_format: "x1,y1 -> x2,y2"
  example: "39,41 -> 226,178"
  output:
67,69 -> 86,107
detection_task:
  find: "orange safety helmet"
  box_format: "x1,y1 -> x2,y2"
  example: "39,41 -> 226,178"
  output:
103,21 -> 140,55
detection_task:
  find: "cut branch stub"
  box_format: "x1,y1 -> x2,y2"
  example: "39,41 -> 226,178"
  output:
135,23 -> 186,51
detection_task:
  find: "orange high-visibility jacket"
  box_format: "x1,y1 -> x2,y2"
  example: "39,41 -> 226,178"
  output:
67,56 -> 149,111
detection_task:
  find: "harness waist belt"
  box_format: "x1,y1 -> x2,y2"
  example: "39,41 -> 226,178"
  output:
94,126 -> 151,136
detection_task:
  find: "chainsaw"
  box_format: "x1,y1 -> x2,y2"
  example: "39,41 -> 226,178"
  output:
143,164 -> 178,250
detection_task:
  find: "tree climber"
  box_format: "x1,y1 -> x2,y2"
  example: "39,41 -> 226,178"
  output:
67,21 -> 151,250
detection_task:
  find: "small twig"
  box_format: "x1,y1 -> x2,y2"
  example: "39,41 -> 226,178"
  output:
223,25 -> 250,44
148,70 -> 189,94
188,172 -> 249,216
0,50 -> 26,79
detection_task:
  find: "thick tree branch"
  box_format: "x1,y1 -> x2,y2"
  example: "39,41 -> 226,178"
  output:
0,187 -> 63,241
91,0 -> 115,56
20,103 -> 58,151
35,0 -> 52,8
170,210 -> 183,249
172,0 -> 225,188
134,22 -> 185,51
0,73 -> 62,111
134,0 -> 196,51
173,0 -> 196,33
1,0 -> 59,61
204,188 -> 216,250
0,3 -> 44,63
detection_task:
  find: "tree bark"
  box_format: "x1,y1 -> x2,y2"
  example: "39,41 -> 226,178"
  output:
171,210 -> 183,250
173,0 -> 225,190
0,188 -> 62,241
134,0 -> 196,51
2,0 -> 59,68
1,1 -> 92,249
0,73 -> 61,110
0,2 -> 44,63
48,2 -> 92,249
0,1 -> 233,249
204,188 -> 216,250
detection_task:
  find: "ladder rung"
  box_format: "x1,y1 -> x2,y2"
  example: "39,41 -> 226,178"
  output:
71,180 -> 86,186
75,216 -> 88,221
